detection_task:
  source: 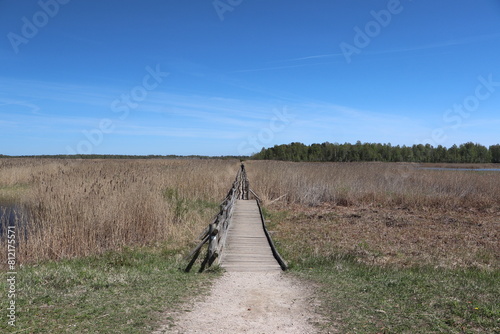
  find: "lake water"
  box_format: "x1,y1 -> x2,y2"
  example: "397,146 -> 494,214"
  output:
420,168 -> 500,172
0,204 -> 30,238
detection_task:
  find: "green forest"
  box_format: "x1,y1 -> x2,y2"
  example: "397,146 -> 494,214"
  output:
252,142 -> 500,163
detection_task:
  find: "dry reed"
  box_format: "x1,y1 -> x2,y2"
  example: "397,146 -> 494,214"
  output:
245,160 -> 499,269
245,161 -> 500,210
0,158 -> 240,264
1,159 -> 498,268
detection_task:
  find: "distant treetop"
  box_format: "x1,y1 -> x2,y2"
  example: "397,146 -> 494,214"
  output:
252,142 -> 500,163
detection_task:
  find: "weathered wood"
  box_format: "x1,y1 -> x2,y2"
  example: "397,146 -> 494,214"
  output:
197,213 -> 219,240
198,253 -> 209,273
184,247 -> 202,273
268,193 -> 287,204
184,163 -> 286,273
256,199 -> 288,271
198,224 -> 214,273
183,234 -> 210,262
249,188 -> 262,202
208,251 -> 218,266
197,225 -> 210,240
220,200 -> 282,272
208,224 -> 216,259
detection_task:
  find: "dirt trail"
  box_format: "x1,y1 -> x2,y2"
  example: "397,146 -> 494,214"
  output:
155,271 -> 321,334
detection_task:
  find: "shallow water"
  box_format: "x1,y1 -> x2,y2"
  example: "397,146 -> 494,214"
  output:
420,167 -> 500,172
0,204 -> 29,238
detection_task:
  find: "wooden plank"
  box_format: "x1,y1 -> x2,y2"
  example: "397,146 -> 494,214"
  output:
187,165 -> 285,273
220,200 -> 282,272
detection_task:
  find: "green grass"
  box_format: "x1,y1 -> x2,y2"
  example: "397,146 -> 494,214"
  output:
163,187 -> 219,223
0,184 -> 30,203
265,208 -> 500,334
0,246 -> 218,333
295,261 -> 499,334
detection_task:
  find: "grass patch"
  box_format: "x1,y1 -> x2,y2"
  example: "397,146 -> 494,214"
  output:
163,187 -> 219,223
0,183 -> 30,202
296,261 -> 499,333
0,246 -> 218,333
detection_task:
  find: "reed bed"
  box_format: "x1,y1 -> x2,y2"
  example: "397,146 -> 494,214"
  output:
245,161 -> 500,210
1,159 -> 498,268
0,158 -> 240,264
245,160 -> 499,269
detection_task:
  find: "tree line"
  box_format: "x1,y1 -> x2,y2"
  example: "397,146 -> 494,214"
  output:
252,142 -> 500,163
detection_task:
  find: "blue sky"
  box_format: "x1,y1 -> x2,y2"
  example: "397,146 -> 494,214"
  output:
1,0 -> 499,156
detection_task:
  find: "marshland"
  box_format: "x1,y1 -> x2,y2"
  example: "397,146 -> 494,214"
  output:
0,158 -> 498,333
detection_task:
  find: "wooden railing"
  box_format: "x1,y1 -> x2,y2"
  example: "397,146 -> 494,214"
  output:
255,199 -> 288,271
184,163 -> 287,272
184,164 -> 246,272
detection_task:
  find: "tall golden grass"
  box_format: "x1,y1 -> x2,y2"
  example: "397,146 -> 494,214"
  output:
0,158 -> 239,264
1,159 -> 498,268
245,160 -> 499,269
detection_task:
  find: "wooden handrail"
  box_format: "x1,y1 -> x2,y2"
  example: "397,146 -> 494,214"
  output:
254,196 -> 288,271
185,164 -> 246,272
184,163 -> 287,272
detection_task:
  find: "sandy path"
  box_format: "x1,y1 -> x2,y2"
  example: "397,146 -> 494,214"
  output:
155,271 -> 320,334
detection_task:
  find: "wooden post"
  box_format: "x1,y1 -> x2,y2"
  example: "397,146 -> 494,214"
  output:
186,164 -> 243,272
184,248 -> 201,273
198,253 -> 209,273
207,224 -> 215,257
184,233 -> 210,272
199,224 -> 215,272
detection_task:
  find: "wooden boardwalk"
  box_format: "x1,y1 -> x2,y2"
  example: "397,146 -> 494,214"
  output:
184,165 -> 286,273
221,200 -> 282,272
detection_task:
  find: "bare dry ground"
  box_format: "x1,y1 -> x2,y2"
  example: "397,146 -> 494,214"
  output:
154,272 -> 322,334
270,203 -> 499,269
245,160 -> 499,270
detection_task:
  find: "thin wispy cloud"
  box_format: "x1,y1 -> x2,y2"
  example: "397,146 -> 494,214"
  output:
456,118 -> 500,129
279,53 -> 345,62
367,33 -> 500,56
1,74 -> 484,148
112,125 -> 243,140
230,61 -> 338,74
0,98 -> 41,114
269,33 -> 500,67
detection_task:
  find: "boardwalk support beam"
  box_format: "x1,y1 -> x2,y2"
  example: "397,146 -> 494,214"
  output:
255,197 -> 288,271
